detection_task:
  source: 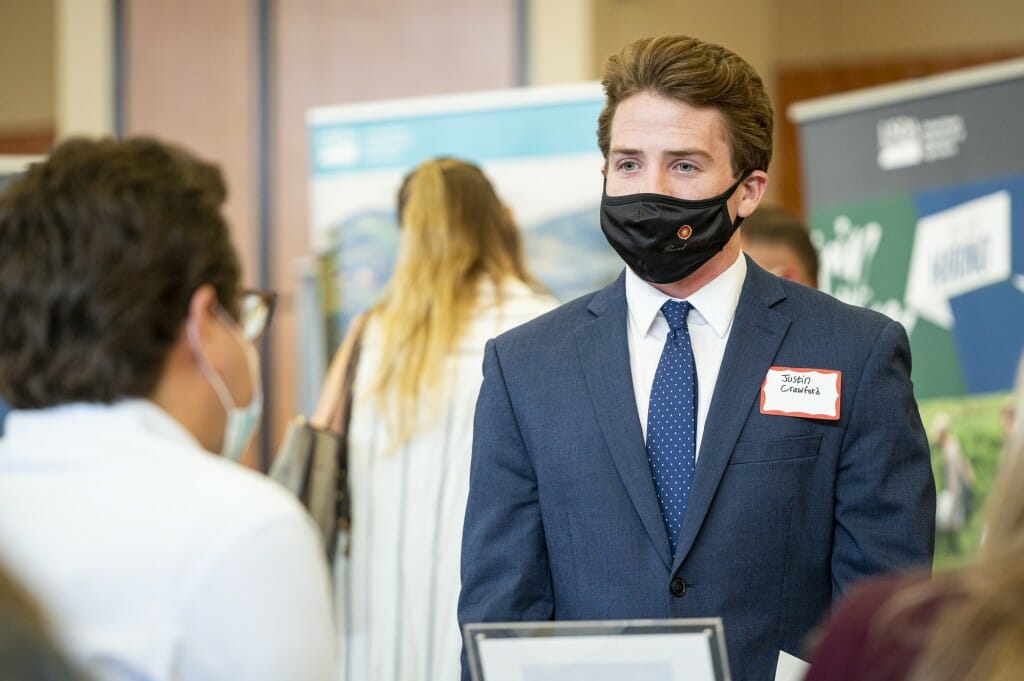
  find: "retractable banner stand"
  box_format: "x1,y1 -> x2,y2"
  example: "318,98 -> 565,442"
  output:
790,59 -> 1024,567
299,85 -> 617,409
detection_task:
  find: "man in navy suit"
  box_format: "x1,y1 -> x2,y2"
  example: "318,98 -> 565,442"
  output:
458,35 -> 935,681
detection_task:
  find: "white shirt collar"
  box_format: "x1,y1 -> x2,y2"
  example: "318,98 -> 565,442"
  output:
625,252 -> 747,339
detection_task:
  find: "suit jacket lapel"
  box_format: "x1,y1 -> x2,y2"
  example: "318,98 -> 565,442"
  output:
576,273 -> 673,569
672,260 -> 792,570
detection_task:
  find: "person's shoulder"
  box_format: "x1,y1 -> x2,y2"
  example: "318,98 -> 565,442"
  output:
158,445 -> 314,538
488,279 -> 560,326
189,452 -> 309,519
494,286 -> 604,348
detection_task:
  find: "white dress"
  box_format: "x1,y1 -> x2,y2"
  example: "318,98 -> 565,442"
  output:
336,279 -> 557,681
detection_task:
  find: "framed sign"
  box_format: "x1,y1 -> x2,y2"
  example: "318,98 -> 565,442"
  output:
464,618 -> 730,681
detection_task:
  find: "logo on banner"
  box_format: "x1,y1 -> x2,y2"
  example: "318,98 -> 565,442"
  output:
814,215 -> 882,308
813,214 -> 917,333
877,114 -> 966,170
905,190 -> 1012,329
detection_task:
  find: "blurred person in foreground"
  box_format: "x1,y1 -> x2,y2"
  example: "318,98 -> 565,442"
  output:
458,34 -> 935,681
805,356 -> 1024,681
0,138 -> 335,681
739,204 -> 819,288
313,157 -> 556,681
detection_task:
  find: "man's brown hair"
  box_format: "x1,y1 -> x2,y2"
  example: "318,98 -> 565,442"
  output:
597,34 -> 774,175
0,137 -> 240,408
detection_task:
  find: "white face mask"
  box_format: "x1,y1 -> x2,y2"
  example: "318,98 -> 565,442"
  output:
187,309 -> 263,462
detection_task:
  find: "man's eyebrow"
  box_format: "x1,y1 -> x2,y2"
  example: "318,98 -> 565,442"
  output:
664,148 -> 714,161
608,147 -> 714,161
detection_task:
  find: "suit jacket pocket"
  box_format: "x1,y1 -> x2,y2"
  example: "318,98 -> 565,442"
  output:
729,434 -> 822,465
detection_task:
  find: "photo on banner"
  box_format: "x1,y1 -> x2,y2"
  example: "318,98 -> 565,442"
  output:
791,59 -> 1024,569
305,84 -> 619,355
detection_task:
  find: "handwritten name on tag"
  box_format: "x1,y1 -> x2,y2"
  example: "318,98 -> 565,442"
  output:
760,366 -> 841,420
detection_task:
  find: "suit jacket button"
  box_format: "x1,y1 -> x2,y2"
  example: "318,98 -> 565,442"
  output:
670,577 -> 686,597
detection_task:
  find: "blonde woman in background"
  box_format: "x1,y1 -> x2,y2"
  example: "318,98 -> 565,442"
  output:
805,353 -> 1024,681
313,157 -> 557,681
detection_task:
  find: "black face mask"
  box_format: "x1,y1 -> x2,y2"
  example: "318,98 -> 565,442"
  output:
600,171 -> 751,284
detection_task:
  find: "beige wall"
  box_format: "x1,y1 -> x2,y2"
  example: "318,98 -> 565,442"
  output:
56,0 -> 113,138
591,0 -> 774,81
775,0 -> 1024,64
528,0 -> 593,84
0,0 -> 55,129
528,0 -> 775,85
122,0 -> 259,284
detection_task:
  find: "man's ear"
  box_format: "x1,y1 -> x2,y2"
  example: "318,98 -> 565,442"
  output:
178,284 -> 224,374
736,170 -> 768,219
185,284 -> 219,342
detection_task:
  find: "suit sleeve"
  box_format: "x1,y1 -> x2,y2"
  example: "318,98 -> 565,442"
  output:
832,319 -> 936,595
458,339 -> 554,681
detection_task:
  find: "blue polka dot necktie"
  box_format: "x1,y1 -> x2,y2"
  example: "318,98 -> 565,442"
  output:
646,300 -> 698,556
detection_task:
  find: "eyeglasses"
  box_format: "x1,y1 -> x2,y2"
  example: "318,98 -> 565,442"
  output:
237,289 -> 277,342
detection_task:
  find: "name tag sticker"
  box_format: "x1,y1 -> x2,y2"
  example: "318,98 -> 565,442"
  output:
760,366 -> 841,420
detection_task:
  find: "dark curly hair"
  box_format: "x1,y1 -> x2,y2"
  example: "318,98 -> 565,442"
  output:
0,137 -> 240,408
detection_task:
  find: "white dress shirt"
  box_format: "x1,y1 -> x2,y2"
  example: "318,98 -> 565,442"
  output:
625,253 -> 747,457
0,400 -> 336,681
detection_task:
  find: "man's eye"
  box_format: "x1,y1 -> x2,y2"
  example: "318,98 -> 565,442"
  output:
619,161 -> 639,172
675,162 -> 694,172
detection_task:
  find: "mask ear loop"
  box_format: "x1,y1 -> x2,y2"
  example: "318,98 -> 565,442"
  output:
187,316 -> 239,415
728,169 -> 757,229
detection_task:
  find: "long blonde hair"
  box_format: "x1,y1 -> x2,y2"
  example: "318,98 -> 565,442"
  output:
896,358 -> 1024,681
368,157 -> 531,447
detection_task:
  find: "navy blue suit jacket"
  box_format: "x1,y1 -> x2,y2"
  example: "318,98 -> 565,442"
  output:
459,259 -> 935,681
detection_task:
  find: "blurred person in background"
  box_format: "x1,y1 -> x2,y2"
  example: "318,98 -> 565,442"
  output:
1000,396 -> 1015,449
931,412 -> 976,552
739,204 -> 819,288
0,138 -> 335,681
805,359 -> 1024,681
313,157 -> 557,681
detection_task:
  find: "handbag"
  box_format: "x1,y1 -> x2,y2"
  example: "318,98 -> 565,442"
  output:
270,313 -> 367,562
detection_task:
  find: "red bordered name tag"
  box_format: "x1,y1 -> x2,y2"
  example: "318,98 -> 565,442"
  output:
760,366 -> 841,420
